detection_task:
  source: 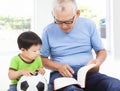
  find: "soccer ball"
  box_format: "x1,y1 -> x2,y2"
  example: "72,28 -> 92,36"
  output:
17,73 -> 48,91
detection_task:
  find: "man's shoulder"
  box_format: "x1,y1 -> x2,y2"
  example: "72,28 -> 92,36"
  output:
43,22 -> 56,32
78,17 -> 95,24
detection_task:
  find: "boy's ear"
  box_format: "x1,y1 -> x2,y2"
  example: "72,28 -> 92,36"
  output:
76,10 -> 80,17
21,48 -> 25,51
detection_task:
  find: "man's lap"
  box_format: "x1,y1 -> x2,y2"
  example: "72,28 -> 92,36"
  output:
85,72 -> 120,91
49,71 -> 120,91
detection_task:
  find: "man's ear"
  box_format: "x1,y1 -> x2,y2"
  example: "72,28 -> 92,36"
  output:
52,11 -> 54,17
76,10 -> 80,17
52,11 -> 55,20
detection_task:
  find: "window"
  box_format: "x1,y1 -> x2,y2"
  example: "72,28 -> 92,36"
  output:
76,0 -> 111,52
0,0 -> 34,90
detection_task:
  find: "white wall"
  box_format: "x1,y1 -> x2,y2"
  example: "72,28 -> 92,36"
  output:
111,0 -> 120,61
31,0 -> 54,37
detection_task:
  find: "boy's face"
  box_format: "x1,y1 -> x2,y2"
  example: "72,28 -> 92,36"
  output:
21,44 -> 41,62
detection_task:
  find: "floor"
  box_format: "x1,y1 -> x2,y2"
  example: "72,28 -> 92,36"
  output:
100,56 -> 120,79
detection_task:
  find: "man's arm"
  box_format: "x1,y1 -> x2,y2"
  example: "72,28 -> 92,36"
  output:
41,56 -> 74,77
95,49 -> 107,65
87,49 -> 107,72
41,55 -> 61,71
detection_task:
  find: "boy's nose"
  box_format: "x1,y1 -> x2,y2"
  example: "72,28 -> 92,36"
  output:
36,51 -> 40,55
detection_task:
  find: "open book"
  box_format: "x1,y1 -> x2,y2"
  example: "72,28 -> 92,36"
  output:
54,64 -> 96,90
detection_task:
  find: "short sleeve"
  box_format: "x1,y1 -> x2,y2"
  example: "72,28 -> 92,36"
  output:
9,57 -> 18,70
90,22 -> 104,51
38,57 -> 43,67
40,28 -> 51,57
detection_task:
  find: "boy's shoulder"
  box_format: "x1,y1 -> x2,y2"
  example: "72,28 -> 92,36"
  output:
35,56 -> 42,61
11,55 -> 20,61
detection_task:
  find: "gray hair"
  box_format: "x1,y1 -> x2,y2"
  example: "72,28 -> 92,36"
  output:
52,0 -> 78,15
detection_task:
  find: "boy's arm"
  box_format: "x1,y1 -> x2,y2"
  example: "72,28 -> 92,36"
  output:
8,69 -> 22,80
8,69 -> 35,80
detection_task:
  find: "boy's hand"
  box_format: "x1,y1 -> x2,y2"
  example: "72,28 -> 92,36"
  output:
37,68 -> 45,75
19,69 -> 35,76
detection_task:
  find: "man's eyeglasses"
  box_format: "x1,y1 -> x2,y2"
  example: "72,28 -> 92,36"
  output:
54,16 -> 75,24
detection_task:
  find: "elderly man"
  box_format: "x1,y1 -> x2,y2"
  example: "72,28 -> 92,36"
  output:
41,0 -> 120,91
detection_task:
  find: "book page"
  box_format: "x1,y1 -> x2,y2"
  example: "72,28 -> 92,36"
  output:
54,77 -> 80,90
77,64 -> 96,88
54,64 -> 96,90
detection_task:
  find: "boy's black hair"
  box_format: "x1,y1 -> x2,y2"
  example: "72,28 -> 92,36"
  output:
17,31 -> 42,50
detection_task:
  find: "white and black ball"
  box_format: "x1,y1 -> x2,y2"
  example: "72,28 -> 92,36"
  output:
17,73 -> 48,91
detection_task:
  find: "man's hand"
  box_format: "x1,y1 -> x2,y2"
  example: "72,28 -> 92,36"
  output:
57,64 -> 74,77
87,59 -> 100,72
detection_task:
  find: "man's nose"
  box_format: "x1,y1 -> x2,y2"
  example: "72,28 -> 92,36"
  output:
61,23 -> 68,28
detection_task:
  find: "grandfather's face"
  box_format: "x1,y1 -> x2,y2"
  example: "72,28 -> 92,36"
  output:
54,10 -> 77,33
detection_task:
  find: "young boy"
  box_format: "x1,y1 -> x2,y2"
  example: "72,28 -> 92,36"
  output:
8,31 -> 45,91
